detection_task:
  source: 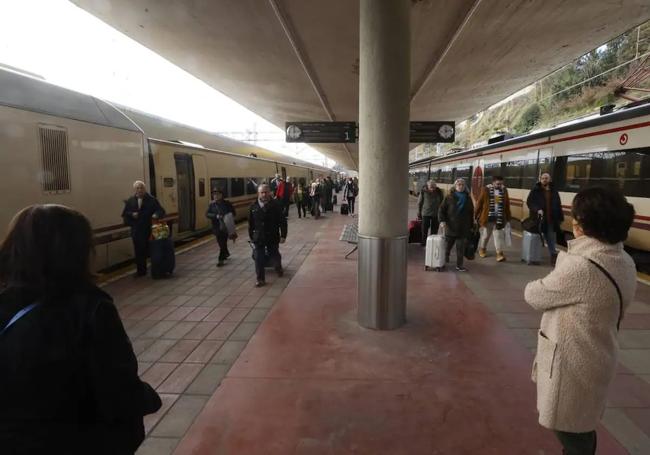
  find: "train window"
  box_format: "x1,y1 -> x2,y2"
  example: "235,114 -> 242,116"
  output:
163,177 -> 175,187
521,159 -> 538,190
587,149 -> 650,197
39,126 -> 71,193
230,178 -> 245,197
483,162 -> 502,181
198,178 -> 206,197
210,178 -> 229,197
439,168 -> 453,183
246,178 -> 259,194
454,166 -> 472,188
538,157 -> 553,177
563,154 -> 592,192
502,161 -> 523,188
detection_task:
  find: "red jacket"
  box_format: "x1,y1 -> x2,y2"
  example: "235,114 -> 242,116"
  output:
276,181 -> 293,201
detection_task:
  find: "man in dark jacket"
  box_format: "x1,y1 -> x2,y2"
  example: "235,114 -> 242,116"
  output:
206,189 -> 237,267
417,180 -> 444,245
249,184 -> 288,287
438,178 -> 475,272
121,181 -> 165,277
526,172 -> 564,262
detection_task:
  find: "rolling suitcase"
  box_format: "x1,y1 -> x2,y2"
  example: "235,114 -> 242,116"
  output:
424,234 -> 446,271
408,219 -> 422,244
521,231 -> 543,265
340,203 -> 349,215
150,237 -> 175,278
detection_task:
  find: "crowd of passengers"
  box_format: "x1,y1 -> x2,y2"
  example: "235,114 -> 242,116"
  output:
0,167 -> 638,455
418,172 -> 564,272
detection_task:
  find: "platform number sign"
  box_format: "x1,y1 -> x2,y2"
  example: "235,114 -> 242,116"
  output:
285,122 -> 357,143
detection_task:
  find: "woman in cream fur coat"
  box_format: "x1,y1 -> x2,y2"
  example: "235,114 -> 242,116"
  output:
525,187 -> 637,455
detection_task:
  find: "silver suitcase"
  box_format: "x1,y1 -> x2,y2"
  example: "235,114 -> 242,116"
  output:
425,234 -> 446,271
521,231 -> 542,265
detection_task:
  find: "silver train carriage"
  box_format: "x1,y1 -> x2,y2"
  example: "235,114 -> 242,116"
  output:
0,68 -> 334,271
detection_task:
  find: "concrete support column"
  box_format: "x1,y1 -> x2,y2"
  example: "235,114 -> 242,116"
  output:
357,0 -> 410,330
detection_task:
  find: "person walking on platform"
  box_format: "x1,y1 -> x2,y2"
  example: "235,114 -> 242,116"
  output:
417,180 -> 444,246
275,176 -> 293,218
527,172 -> 564,265
206,189 -> 237,267
0,204 -> 161,454
438,178 -> 474,272
121,180 -> 165,277
343,178 -> 358,215
310,179 -> 322,219
475,175 -> 511,262
321,177 -> 332,213
249,184 -> 287,287
270,173 -> 282,197
295,180 -> 308,218
525,187 -> 637,455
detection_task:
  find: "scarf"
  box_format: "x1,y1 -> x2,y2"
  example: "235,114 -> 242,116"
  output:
455,191 -> 467,213
488,184 -> 505,229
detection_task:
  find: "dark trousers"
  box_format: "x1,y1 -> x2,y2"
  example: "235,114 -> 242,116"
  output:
445,236 -> 466,267
281,200 -> 290,217
554,430 -> 597,455
132,234 -> 149,275
215,232 -> 229,261
420,216 -> 439,244
296,201 -> 307,218
347,197 -> 356,214
254,242 -> 282,282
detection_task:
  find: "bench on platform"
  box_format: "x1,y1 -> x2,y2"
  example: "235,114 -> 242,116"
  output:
339,223 -> 358,259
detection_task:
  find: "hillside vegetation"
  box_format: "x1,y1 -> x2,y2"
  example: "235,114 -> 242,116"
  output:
446,21 -> 650,152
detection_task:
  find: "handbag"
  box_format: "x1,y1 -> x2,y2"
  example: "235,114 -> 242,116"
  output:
522,216 -> 540,233
504,222 -> 512,247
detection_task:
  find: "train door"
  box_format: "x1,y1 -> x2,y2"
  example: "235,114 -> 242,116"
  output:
281,166 -> 287,180
174,153 -> 195,232
192,154 -> 209,230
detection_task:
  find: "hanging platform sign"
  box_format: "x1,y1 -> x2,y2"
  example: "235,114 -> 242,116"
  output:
409,121 -> 456,143
285,121 -> 357,143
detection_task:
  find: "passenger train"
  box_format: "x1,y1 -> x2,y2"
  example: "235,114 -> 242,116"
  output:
0,68 -> 334,270
409,101 -> 650,261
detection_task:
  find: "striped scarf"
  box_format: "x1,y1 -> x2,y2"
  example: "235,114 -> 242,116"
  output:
488,185 -> 505,229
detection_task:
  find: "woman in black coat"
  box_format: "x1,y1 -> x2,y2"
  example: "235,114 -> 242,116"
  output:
438,179 -> 475,271
0,205 -> 161,455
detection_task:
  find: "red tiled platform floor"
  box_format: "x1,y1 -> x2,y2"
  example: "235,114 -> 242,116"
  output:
173,209 -> 627,454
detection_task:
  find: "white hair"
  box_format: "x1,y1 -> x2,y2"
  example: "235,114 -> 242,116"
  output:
258,183 -> 270,192
454,178 -> 466,186
133,180 -> 146,189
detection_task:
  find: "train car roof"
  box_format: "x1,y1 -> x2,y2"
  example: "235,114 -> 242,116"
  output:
0,68 -> 140,132
410,101 -> 650,167
118,106 -> 333,172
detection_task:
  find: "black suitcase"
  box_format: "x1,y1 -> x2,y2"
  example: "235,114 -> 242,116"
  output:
150,237 -> 175,278
340,203 -> 349,215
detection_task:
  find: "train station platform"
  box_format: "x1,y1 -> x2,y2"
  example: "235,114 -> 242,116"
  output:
102,197 -> 650,455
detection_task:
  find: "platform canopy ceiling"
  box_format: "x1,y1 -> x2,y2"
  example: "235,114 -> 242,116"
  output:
72,0 -> 650,170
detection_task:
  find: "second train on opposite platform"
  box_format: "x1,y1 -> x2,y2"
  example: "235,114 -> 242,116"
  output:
409,101 -> 650,262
